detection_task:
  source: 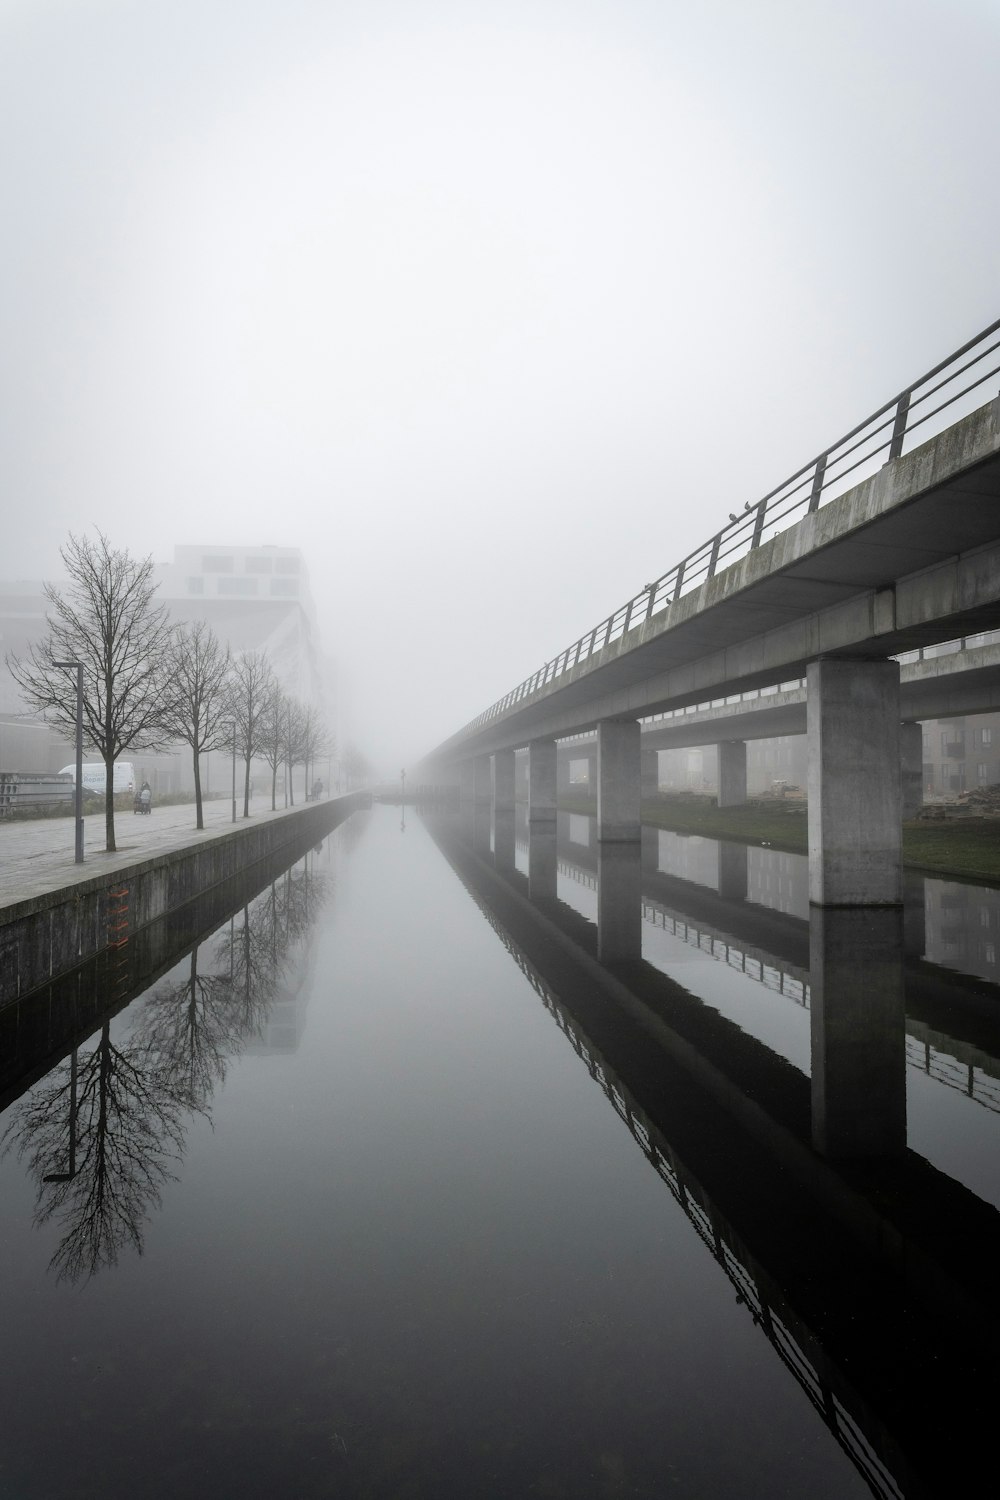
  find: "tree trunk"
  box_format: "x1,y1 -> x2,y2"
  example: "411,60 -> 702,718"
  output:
193,746 -> 204,830
271,766 -> 277,811
243,756 -> 251,818
104,752 -> 117,852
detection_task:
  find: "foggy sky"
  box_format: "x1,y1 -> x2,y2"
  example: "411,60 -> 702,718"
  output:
2,0 -> 999,769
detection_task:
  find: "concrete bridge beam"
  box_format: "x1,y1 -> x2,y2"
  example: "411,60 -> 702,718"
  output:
528,739 -> 557,823
597,719 -> 641,843
807,659 -> 902,906
717,740 -> 748,808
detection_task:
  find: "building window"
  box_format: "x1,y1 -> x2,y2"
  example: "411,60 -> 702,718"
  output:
217,577 -> 259,596
246,556 -> 273,573
978,763 -> 990,782
186,577 -> 204,594
270,578 -> 300,597
274,556 -> 300,574
979,727 -> 993,747
202,554 -> 234,572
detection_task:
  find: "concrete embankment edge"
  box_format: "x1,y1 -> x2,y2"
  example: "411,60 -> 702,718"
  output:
0,793 -> 370,1004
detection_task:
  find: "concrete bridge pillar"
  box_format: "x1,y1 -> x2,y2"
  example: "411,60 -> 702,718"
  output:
901,721 -> 923,820
598,841 -> 642,963
514,749 -> 529,803
717,740 -> 747,808
493,748 -> 515,814
528,825 -> 558,901
493,809 -> 516,871
458,761 -> 474,802
585,753 -> 597,792
809,907 -> 906,1158
597,719 -> 641,843
806,659 -> 902,905
528,739 -> 557,823
473,755 -> 492,804
641,746 -> 660,801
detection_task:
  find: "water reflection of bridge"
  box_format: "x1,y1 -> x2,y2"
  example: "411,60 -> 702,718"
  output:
434,808 -> 1000,1500
511,815 -> 1000,1119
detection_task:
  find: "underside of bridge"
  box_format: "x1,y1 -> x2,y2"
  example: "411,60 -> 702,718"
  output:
427,394 -> 1000,906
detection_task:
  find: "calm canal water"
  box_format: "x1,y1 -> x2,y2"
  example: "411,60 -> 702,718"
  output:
1,803 -> 997,1499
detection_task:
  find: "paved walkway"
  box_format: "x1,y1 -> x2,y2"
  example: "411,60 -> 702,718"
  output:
0,797 -> 307,911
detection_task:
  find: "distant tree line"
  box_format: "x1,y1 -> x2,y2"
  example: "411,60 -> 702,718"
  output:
6,530 -> 341,851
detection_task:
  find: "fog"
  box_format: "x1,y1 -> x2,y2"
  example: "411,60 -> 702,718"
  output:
2,0 -> 998,770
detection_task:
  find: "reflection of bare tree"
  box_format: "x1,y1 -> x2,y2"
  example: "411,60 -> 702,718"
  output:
2,851 -> 333,1284
2,1021 -> 191,1283
134,947 -> 243,1107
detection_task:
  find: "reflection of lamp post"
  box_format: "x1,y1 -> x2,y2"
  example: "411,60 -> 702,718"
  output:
231,722 -> 237,824
42,1046 -> 78,1181
54,660 -> 84,863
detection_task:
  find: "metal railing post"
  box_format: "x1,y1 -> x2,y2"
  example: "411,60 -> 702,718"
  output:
888,391 -> 911,460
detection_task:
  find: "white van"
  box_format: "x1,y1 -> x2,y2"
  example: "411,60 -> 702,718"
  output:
58,761 -> 136,796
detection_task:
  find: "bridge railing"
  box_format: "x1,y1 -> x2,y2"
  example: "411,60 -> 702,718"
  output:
459,317 -> 1000,744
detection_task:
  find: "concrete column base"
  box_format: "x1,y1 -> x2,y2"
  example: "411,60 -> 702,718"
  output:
901,721 -> 923,820
807,658 -> 902,905
473,755 -> 492,804
597,720 -> 641,843
493,748 -> 515,815
717,740 -> 747,808
641,747 -> 660,800
528,739 -> 557,823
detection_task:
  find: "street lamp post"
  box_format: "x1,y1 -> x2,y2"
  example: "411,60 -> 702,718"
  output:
54,660 -> 84,863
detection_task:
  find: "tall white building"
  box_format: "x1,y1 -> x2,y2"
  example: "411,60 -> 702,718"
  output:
154,544 -> 326,706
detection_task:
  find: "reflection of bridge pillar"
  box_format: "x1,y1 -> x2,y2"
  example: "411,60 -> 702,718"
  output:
717,740 -> 747,808
473,799 -> 492,853
810,906 -> 906,1158
598,841 -> 642,963
717,840 -> 748,901
901,721 -> 923,819
473,755 -> 492,803
493,748 -> 515,815
493,809 -> 516,870
528,825 -> 558,901
597,720 -> 641,842
458,761 -> 474,802
641,746 -> 660,800
903,871 -> 926,959
807,659 -> 902,905
528,738 -> 557,823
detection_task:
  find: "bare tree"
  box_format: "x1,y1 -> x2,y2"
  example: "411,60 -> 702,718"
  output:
227,651 -> 274,818
159,622 -> 231,829
287,701 -> 333,800
257,684 -> 291,811
6,531 -> 172,851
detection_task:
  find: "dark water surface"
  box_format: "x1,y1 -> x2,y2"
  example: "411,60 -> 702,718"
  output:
1,804 -> 997,1498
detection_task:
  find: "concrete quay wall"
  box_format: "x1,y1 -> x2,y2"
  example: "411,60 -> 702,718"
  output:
0,792 -> 369,1006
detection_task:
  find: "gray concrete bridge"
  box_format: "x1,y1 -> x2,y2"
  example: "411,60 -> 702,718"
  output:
425,321 -> 1000,904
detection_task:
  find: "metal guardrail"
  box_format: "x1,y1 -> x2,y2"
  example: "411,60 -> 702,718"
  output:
457,318 -> 1000,744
